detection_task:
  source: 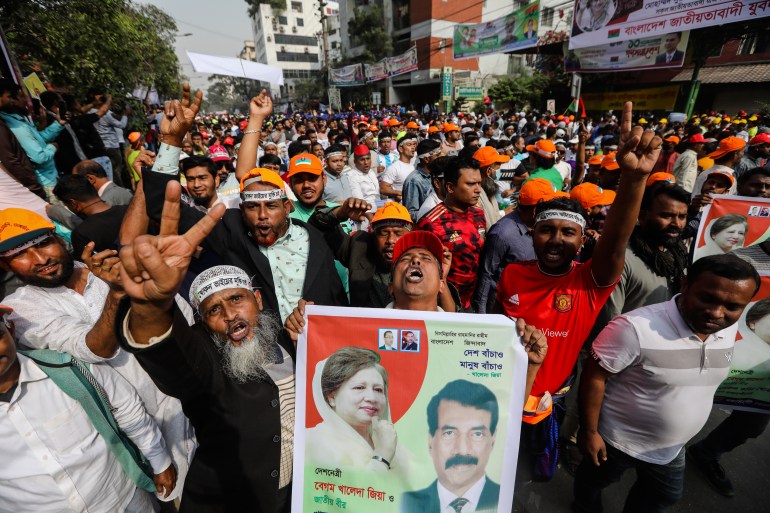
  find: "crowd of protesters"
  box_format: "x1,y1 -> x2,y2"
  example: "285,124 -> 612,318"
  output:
1,74 -> 770,513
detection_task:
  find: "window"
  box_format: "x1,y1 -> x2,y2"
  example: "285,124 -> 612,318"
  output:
297,18 -> 304,26
278,16 -> 288,25
291,1 -> 303,12
541,7 -> 554,27
276,51 -> 319,62
738,32 -> 770,55
274,34 -> 317,46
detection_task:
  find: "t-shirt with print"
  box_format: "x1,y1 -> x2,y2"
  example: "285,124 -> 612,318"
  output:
496,259 -> 616,397
416,203 -> 486,309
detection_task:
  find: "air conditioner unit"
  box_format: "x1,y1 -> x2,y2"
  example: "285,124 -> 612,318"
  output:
281,46 -> 286,52
304,47 -> 309,53
267,36 -> 272,42
279,26 -> 285,33
292,26 -> 297,33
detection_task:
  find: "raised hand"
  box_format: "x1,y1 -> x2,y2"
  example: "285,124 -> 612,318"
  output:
516,318 -> 547,366
617,101 -> 661,177
441,246 -> 453,282
335,197 -> 372,222
371,416 -> 397,463
119,181 -> 224,306
131,148 -> 156,180
160,84 -> 202,147
82,243 -> 123,292
249,89 -> 273,121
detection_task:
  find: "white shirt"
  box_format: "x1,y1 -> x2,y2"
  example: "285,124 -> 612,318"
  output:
437,476 -> 486,513
348,167 -> 381,212
382,160 -> 415,193
5,264 -> 197,500
0,354 -> 169,513
0,166 -> 51,219
416,190 -> 441,221
555,161 -> 572,182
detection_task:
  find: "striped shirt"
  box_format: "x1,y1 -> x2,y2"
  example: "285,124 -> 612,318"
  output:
265,346 -> 295,489
592,295 -> 737,464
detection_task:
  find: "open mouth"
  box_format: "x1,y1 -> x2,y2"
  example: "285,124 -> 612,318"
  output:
301,189 -> 316,198
36,263 -> 60,276
255,225 -> 273,236
406,267 -> 424,283
542,248 -> 563,262
227,320 -> 250,342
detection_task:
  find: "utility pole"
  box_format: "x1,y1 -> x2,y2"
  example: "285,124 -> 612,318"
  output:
319,0 -> 330,80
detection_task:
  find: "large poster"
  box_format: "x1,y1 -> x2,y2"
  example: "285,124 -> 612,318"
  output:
453,1 -> 540,60
693,195 -> 770,413
565,31 -> 690,72
569,0 -> 770,50
365,60 -> 389,83
329,63 -> 365,87
387,47 -> 419,78
582,84 -> 680,111
292,306 -> 527,513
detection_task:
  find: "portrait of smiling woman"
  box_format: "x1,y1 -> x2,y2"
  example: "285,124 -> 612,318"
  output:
700,214 -> 749,257
306,347 -> 410,470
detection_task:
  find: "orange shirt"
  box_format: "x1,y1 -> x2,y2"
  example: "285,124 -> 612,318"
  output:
496,259 -> 616,397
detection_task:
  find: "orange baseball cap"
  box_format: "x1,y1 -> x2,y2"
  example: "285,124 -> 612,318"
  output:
646,172 -> 676,187
369,124 -> 380,132
600,152 -> 620,171
239,168 -> 287,192
473,146 -> 510,168
127,132 -> 141,144
0,304 -> 12,316
708,169 -> 735,186
442,123 -> 461,133
663,135 -> 680,144
588,155 -> 603,166
525,139 -> 557,159
286,153 -> 324,179
392,230 -> 444,265
388,119 -> 402,127
519,178 -> 567,206
0,208 -> 56,254
406,121 -> 419,129
428,126 -> 440,134
371,202 -> 413,227
570,183 -> 616,210
708,136 -> 746,159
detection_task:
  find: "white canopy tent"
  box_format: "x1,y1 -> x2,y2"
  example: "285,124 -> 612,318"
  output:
186,51 -> 284,86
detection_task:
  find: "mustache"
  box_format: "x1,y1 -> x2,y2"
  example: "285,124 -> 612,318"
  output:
445,454 -> 479,470
225,317 -> 251,337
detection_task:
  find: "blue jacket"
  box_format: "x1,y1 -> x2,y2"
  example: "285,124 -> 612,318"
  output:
0,112 -> 63,186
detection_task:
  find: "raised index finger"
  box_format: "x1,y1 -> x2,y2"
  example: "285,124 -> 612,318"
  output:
182,203 -> 225,248
180,83 -> 191,108
620,101 -> 633,145
159,181 -> 181,237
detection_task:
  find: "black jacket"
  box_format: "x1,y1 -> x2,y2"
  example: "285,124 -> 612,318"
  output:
400,478 -> 500,513
117,299 -> 295,512
144,169 -> 348,314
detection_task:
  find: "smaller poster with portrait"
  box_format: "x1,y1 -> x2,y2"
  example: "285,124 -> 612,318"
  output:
692,195 -> 770,263
693,195 -> 770,412
292,306 -> 527,513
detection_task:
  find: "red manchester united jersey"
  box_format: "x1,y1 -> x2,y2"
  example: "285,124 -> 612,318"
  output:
496,259 -> 616,397
416,203 -> 486,309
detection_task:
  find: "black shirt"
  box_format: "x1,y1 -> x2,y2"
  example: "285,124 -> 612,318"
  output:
72,205 -> 128,260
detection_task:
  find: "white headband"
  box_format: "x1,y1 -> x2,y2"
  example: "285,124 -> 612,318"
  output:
417,147 -> 442,159
534,209 -> 586,230
325,151 -> 345,158
189,265 -> 252,309
0,232 -> 53,258
241,189 -> 287,203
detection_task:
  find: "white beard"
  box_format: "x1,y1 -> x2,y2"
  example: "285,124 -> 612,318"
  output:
211,311 -> 282,383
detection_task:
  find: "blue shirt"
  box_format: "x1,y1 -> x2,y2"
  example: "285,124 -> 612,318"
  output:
472,210 -> 536,313
0,112 -> 64,186
401,165 -> 433,221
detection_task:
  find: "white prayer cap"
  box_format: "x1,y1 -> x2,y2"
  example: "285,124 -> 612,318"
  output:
189,265 -> 252,310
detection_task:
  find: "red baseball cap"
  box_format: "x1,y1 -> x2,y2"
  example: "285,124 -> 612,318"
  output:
750,133 -> 770,146
391,230 -> 444,266
689,133 -> 706,143
353,144 -> 370,157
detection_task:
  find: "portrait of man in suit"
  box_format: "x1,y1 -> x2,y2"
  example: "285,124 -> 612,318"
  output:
655,32 -> 685,64
400,380 -> 500,513
524,19 -> 537,39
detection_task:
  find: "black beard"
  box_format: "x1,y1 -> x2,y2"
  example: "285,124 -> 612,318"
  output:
23,252 -> 75,288
629,226 -> 688,294
482,176 -> 497,199
191,194 -> 214,207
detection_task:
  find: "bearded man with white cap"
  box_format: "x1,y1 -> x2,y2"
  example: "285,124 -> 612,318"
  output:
116,184 -> 296,512
492,102 -> 662,483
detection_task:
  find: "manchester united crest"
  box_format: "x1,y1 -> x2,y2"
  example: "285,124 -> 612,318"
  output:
554,294 -> 573,313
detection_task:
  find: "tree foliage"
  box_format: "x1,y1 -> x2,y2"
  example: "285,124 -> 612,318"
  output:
345,5 -> 394,64
1,0 -> 181,99
206,75 -> 267,113
488,74 -> 550,111
243,0 -> 287,17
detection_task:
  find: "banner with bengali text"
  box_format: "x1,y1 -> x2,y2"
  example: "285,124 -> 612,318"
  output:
453,1 -> 540,60
329,63 -> 365,87
365,60 -> 389,83
386,46 -> 419,78
292,306 -> 526,513
582,84 -> 680,111
693,195 -> 770,413
565,31 -> 690,72
569,0 -> 770,50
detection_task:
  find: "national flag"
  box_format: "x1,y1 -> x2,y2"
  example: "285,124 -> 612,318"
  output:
567,97 -> 587,118
610,56 -> 619,62
567,98 -> 578,113
608,29 -> 620,38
